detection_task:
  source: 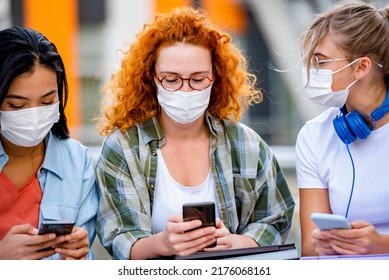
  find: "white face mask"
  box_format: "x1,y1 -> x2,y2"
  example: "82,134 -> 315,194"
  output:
0,102 -> 60,147
157,83 -> 212,124
302,59 -> 360,107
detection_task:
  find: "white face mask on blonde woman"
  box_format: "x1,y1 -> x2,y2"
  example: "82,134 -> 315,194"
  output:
302,58 -> 361,107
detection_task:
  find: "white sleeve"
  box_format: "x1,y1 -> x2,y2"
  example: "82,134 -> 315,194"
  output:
295,124 -> 326,189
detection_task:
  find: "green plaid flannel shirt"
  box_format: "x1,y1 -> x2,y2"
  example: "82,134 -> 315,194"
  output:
96,112 -> 295,259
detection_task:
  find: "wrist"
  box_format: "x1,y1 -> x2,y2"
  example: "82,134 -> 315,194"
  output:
155,231 -> 173,256
131,232 -> 171,260
231,234 -> 258,249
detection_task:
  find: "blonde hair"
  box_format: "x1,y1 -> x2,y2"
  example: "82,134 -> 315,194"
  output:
302,2 -> 389,82
98,7 -> 261,135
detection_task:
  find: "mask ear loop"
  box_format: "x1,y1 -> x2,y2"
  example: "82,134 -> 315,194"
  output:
332,58 -> 362,75
345,79 -> 358,91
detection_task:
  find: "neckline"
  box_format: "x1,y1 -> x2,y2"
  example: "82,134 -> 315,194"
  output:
157,148 -> 211,188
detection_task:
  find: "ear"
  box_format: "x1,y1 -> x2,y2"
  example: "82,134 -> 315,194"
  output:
153,77 -> 158,86
354,57 -> 373,80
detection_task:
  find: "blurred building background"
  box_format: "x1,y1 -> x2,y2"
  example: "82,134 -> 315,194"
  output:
0,0 -> 387,259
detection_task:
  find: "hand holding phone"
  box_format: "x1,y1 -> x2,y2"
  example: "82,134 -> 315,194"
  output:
38,220 -> 75,236
311,213 -> 351,230
183,201 -> 216,248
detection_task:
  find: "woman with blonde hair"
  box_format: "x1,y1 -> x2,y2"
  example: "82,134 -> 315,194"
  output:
297,2 -> 389,256
96,7 -> 295,260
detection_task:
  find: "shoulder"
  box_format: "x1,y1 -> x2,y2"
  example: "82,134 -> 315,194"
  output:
304,107 -> 339,130
296,107 -> 341,160
221,119 -> 262,142
99,128 -> 131,162
102,118 -> 161,151
102,127 -> 130,148
44,134 -> 94,174
297,107 -> 339,141
206,113 -> 266,148
98,123 -> 151,168
219,119 -> 272,158
307,107 -> 339,124
50,134 -> 90,157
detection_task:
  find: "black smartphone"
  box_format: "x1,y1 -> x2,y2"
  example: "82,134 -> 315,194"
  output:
183,201 -> 216,248
38,220 -> 75,236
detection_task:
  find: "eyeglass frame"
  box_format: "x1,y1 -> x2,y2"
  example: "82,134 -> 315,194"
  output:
311,55 -> 383,72
155,74 -> 214,92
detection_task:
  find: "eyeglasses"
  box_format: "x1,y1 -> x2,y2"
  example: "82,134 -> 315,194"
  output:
155,74 -> 213,92
311,55 -> 383,73
310,55 -> 355,73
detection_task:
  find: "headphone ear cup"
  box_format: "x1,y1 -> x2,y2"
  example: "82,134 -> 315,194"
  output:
333,111 -> 372,144
333,114 -> 357,144
345,111 -> 371,140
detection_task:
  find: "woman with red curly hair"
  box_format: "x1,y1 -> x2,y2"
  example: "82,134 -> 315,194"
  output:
96,7 -> 295,260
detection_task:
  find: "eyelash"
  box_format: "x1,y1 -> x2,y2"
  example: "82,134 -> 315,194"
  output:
7,100 -> 55,110
42,100 -> 54,105
9,104 -> 24,109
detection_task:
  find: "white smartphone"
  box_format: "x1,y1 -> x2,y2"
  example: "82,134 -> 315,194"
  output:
311,213 -> 351,230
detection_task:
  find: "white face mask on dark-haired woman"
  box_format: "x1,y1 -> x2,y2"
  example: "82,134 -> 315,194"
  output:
157,84 -> 212,124
0,102 -> 60,147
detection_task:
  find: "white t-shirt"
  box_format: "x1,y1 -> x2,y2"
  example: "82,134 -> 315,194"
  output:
151,149 -> 219,233
296,107 -> 389,233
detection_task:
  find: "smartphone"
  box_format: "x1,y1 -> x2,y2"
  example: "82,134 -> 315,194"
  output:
311,213 -> 351,230
183,201 -> 216,247
38,220 -> 75,236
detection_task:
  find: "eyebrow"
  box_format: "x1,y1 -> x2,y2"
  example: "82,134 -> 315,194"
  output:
5,89 -> 58,100
158,71 -> 211,76
313,52 -> 324,58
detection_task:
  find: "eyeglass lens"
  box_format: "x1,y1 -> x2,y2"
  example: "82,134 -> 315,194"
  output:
161,75 -> 212,91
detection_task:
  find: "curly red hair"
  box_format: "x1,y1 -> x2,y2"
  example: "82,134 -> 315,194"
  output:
98,7 -> 261,135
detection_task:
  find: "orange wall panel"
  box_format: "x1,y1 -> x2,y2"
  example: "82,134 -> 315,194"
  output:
154,0 -> 191,13
153,0 -> 246,34
202,0 -> 246,33
23,0 -> 81,129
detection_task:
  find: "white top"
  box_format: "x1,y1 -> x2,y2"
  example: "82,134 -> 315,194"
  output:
296,107 -> 389,233
151,149 -> 219,233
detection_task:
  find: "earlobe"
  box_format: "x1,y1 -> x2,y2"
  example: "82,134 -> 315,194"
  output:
354,57 -> 372,80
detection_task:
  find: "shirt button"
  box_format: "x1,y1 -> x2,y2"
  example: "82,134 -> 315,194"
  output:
40,168 -> 44,174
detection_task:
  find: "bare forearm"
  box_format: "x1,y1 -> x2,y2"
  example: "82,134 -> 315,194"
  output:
301,242 -> 317,256
230,234 -> 258,249
130,232 -> 169,260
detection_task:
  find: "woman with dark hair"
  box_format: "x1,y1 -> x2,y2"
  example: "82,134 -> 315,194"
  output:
0,27 -> 98,260
96,7 -> 295,260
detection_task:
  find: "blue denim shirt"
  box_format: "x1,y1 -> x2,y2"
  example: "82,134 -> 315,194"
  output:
0,132 -> 99,260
